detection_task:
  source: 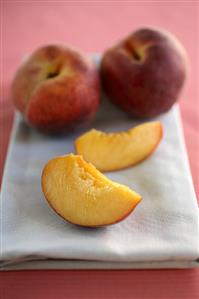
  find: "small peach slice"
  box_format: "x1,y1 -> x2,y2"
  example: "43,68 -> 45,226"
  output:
41,154 -> 141,227
75,122 -> 163,172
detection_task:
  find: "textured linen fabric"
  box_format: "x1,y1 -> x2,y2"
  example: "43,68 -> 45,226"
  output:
1,97 -> 198,269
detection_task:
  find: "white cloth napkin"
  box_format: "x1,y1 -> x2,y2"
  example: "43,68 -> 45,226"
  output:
1,103 -> 199,269
0,83 -> 198,270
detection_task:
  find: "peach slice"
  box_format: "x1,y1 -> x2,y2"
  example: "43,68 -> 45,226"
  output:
75,122 -> 163,172
41,154 -> 141,227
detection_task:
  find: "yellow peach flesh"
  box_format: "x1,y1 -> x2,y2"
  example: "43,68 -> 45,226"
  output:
75,122 -> 163,172
41,154 -> 141,227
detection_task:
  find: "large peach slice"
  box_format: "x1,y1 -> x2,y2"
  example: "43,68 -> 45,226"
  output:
41,154 -> 141,227
75,122 -> 163,172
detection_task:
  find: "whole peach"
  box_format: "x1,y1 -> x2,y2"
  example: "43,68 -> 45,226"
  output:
101,28 -> 188,118
12,45 -> 100,133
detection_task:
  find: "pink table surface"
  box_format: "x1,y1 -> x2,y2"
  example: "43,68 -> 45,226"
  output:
1,2 -> 198,298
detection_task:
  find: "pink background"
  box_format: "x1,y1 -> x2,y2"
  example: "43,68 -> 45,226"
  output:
1,1 -> 198,298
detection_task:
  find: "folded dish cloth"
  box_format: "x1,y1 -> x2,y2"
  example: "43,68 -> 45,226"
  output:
1,100 -> 198,270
